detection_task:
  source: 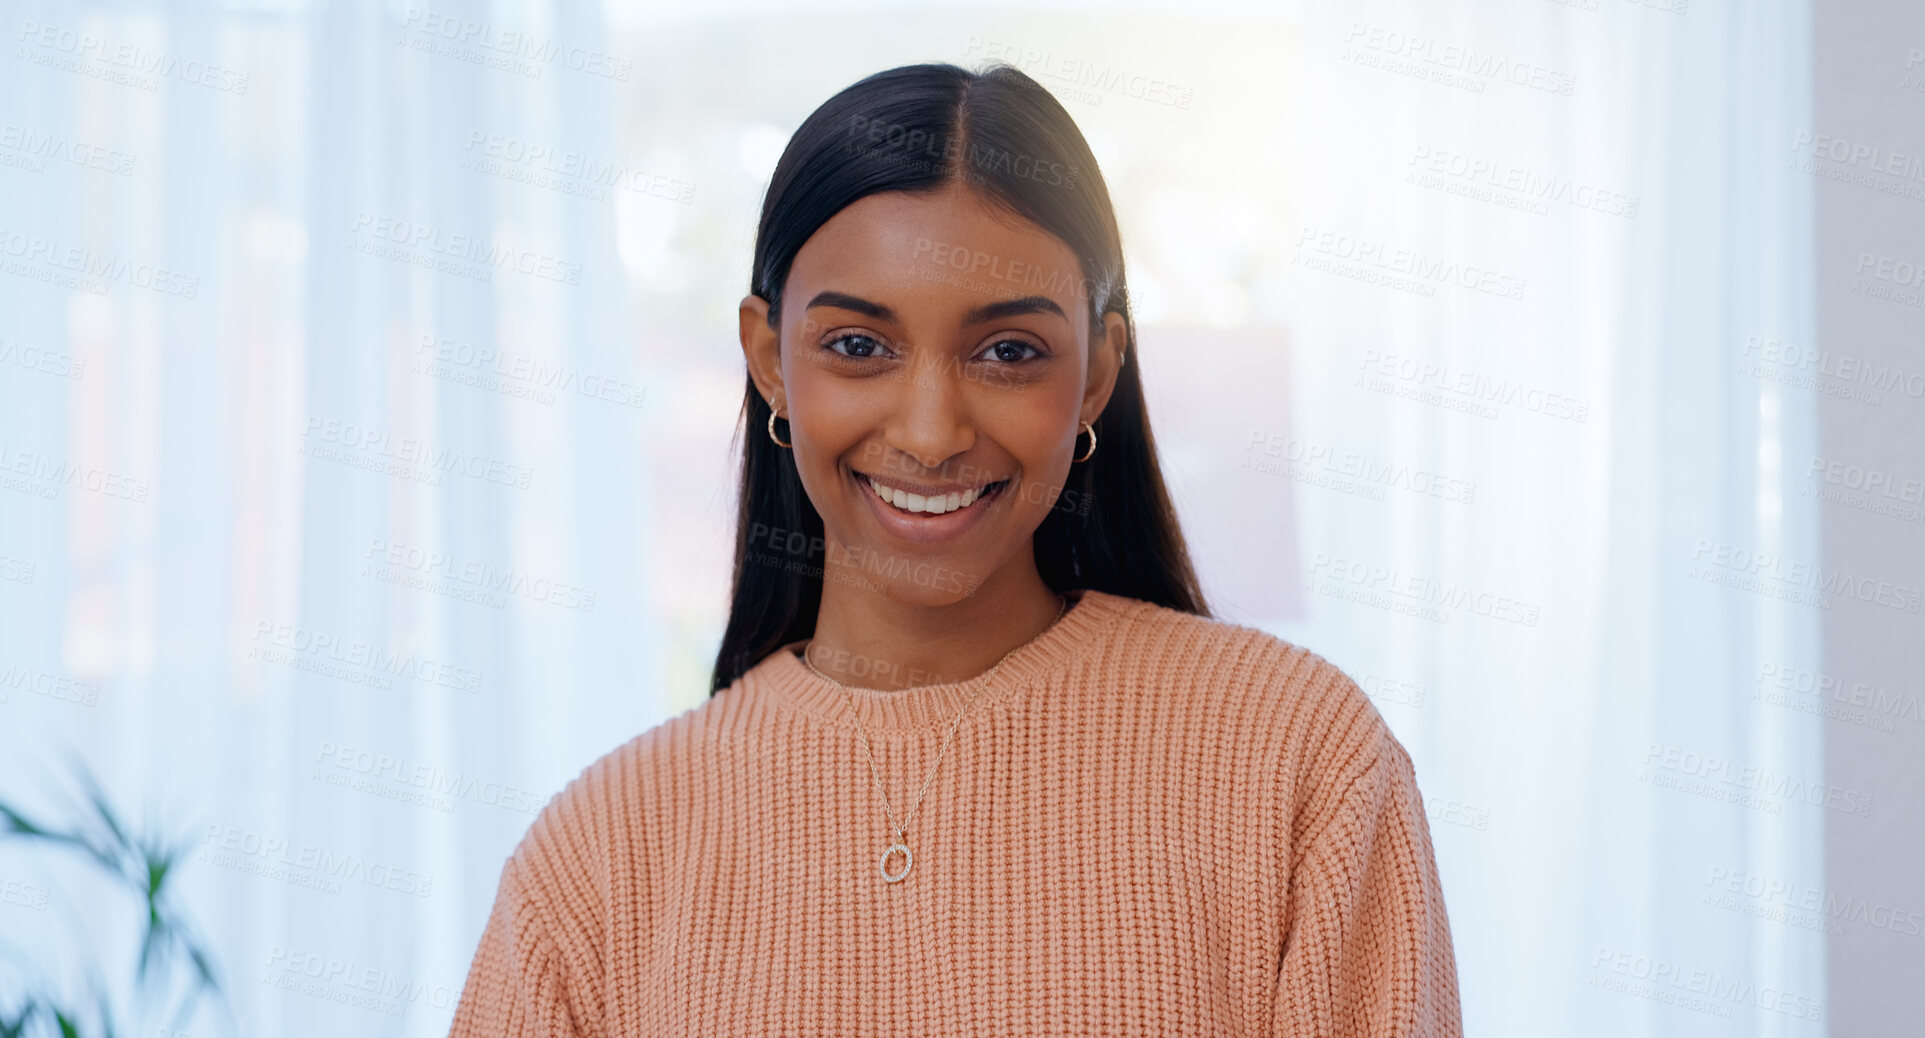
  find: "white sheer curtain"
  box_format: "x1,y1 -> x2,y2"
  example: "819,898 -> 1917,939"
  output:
2,2 -> 660,1035
0,1 -> 1825,1037
1238,4 -> 1826,1036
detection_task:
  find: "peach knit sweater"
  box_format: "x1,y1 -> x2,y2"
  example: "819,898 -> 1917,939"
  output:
448,589 -> 1463,1036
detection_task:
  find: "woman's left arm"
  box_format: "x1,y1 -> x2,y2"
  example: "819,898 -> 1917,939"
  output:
1272,735 -> 1464,1037
447,854 -> 596,1038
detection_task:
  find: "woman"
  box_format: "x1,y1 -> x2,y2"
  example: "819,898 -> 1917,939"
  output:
449,62 -> 1462,1037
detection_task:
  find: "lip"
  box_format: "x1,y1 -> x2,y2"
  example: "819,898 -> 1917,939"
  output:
856,470 -> 996,497
853,469 -> 1009,544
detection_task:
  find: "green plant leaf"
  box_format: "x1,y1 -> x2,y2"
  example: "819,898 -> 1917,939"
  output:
145,851 -> 170,899
4,757 -> 231,1038
0,997 -> 40,1038
73,766 -> 128,852
95,987 -> 117,1038
0,801 -> 49,836
185,939 -> 221,995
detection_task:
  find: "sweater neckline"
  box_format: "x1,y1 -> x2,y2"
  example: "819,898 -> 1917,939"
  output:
754,588 -> 1129,734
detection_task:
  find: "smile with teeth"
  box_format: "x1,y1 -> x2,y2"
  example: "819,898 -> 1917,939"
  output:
859,473 -> 1009,516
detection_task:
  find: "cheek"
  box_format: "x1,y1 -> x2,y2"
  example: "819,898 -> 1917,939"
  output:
976,411 -> 1078,512
784,394 -> 867,505
982,386 -> 1080,460
793,428 -> 858,501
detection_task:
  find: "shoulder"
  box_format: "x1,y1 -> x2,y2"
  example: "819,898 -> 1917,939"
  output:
503,695 -> 731,923
1099,592 -> 1383,735
1098,592 -> 1402,823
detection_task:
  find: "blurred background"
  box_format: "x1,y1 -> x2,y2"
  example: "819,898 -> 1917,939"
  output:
2,0 -> 1920,1035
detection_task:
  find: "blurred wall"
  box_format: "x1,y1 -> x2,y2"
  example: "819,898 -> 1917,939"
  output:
1811,1 -> 1925,1031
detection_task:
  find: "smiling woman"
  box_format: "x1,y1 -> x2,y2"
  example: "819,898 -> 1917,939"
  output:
742,181 -> 1133,627
720,62 -> 1201,693
448,62 -> 1463,1038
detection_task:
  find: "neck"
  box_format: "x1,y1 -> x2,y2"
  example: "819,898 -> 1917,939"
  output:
802,558 -> 1067,692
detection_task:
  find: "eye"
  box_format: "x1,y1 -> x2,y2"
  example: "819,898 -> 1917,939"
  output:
979,337 -> 1044,364
822,332 -> 891,360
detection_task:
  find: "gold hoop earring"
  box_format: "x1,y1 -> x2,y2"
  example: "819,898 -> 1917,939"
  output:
1073,420 -> 1096,463
767,394 -> 792,449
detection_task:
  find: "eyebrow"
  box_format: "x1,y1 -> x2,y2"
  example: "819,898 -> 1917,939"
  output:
805,290 -> 1068,326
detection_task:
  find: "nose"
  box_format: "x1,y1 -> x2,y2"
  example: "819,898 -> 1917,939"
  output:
881,359 -> 977,473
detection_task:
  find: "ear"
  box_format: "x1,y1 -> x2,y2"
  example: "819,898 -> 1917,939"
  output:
1080,310 -> 1128,426
739,293 -> 784,408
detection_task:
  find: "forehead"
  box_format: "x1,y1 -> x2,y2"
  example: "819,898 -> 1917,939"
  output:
786,184 -> 1087,320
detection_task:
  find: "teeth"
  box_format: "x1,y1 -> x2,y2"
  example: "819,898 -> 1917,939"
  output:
865,475 -> 996,516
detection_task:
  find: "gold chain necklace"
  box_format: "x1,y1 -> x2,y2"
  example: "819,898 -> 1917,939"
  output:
801,593 -> 1068,884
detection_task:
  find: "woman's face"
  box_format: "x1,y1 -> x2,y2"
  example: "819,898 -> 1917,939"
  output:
740,180 -> 1126,605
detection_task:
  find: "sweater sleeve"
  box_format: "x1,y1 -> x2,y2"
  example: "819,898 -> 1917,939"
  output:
447,855 -> 586,1038
1273,735 -> 1463,1037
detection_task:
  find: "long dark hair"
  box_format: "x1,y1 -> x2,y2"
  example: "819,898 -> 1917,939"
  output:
710,61 -> 1208,695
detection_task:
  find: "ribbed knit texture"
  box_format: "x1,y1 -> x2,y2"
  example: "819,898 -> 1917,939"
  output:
447,589 -> 1463,1036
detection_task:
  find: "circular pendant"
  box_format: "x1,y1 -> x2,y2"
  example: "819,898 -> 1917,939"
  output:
879,842 -> 913,883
